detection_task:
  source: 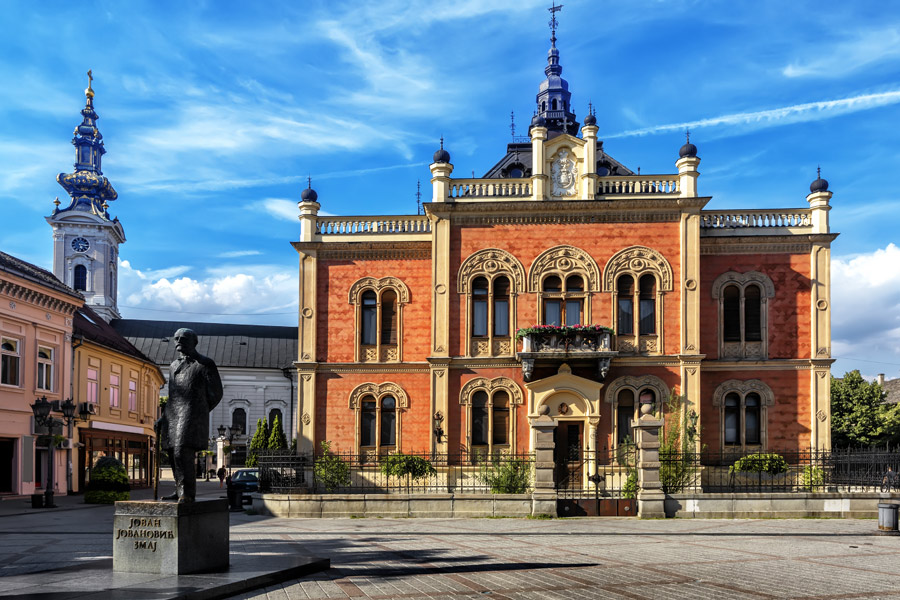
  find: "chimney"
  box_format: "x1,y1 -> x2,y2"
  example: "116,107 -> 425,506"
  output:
878,373 -> 885,386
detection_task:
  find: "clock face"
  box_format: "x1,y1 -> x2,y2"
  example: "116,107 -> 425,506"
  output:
71,237 -> 90,253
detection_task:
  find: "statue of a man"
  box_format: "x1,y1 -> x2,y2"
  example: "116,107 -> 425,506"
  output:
156,328 -> 223,503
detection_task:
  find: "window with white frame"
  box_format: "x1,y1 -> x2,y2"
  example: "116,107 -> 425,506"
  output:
37,346 -> 54,391
1,338 -> 21,386
110,374 -> 120,408
128,380 -> 137,411
87,368 -> 99,403
713,379 -> 774,450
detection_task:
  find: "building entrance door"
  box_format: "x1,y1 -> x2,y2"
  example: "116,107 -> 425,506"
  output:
0,439 -> 13,493
554,422 -> 583,489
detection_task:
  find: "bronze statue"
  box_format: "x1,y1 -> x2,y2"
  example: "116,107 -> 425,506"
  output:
156,328 -> 223,503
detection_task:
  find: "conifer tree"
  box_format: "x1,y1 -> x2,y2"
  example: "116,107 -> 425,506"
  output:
268,414 -> 288,450
245,417 -> 269,467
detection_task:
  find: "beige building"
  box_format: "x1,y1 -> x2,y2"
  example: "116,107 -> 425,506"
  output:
0,251 -> 82,496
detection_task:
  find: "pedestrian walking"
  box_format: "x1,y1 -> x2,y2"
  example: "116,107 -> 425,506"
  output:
217,466 -> 226,488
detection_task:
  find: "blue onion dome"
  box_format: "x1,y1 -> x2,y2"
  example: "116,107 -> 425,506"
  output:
583,112 -> 596,126
810,167 -> 829,193
433,137 -> 450,163
301,177 -> 318,202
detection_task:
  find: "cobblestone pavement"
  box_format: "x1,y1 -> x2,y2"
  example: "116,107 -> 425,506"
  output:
1,491 -> 899,599
227,517 -> 900,600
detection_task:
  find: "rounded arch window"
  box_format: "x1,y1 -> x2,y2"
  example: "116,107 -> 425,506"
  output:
74,264 -> 87,291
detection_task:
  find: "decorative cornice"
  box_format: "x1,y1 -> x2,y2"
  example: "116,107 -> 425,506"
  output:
426,197 -> 710,219
712,379 -> 775,407
318,363 -> 431,374
527,245 -> 602,292
291,241 -> 431,260
700,234 -> 838,255
459,376 -> 524,405
602,246 -> 674,291
348,381 -> 410,409
457,248 -> 526,294
0,279 -> 82,315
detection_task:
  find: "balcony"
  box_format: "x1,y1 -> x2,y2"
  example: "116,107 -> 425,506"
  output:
515,326 -> 618,382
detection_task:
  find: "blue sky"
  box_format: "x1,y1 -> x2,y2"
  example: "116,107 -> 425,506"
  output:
2,0 -> 899,379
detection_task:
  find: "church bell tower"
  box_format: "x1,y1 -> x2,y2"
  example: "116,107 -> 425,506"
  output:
46,72 -> 125,321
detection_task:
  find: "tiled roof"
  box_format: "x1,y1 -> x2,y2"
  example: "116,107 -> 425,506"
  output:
0,251 -> 83,301
111,319 -> 297,369
883,378 -> 900,404
74,306 -> 156,366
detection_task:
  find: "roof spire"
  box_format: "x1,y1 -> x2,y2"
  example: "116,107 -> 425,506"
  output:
85,69 -> 94,107
510,110 -> 516,139
416,179 -> 422,215
548,2 -> 563,48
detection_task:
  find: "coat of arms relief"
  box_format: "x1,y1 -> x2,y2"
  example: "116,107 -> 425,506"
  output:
551,149 -> 577,197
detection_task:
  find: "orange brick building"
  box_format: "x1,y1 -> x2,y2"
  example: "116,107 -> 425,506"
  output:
291,29 -> 836,464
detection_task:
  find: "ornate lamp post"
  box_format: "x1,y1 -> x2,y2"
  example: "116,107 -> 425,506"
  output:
216,425 -> 239,475
31,396 -> 91,507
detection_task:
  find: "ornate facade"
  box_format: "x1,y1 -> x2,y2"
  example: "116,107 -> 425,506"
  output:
292,21 -> 836,458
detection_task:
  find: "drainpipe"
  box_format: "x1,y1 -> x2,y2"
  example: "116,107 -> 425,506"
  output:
68,333 -> 83,494
281,366 -> 294,450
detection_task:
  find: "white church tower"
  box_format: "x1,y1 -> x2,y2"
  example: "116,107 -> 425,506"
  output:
46,72 -> 124,322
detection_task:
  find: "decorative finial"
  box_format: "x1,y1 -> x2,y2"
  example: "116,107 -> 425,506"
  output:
510,110 -> 516,139
416,180 -> 422,215
440,136 -> 444,150
85,69 -> 95,104
53,197 -> 60,207
686,128 -> 690,144
588,101 -> 593,115
307,175 -> 312,189
817,165 -> 821,179
548,2 -> 563,47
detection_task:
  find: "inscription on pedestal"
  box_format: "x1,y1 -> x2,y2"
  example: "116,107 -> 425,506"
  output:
113,499 -> 229,575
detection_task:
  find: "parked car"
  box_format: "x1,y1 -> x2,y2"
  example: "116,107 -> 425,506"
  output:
230,468 -> 259,493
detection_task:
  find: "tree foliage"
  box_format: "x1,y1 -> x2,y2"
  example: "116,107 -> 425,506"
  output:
314,441 -> 350,492
831,371 -> 900,447
245,417 -> 269,467
267,414 -> 288,450
659,394 -> 701,494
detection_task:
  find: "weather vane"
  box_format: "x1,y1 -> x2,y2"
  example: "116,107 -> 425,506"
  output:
548,2 -> 563,46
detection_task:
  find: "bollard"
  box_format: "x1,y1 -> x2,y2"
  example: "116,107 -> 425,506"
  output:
876,503 -> 899,535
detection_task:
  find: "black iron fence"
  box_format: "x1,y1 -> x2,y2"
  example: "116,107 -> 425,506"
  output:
257,450 -> 535,495
659,447 -> 900,494
555,445 -> 637,499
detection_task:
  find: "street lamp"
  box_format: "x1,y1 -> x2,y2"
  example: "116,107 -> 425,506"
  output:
30,396 -> 89,508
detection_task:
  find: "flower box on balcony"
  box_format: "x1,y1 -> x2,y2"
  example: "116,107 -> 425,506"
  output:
516,325 -> 613,353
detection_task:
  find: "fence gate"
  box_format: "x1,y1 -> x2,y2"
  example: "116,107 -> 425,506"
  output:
555,446 -> 637,517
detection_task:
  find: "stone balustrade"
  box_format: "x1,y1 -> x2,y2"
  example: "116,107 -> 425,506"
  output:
700,210 -> 812,229
449,179 -> 532,199
316,216 -> 432,236
596,175 -> 680,195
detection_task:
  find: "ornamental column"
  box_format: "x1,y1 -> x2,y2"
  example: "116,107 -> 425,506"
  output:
530,120 -> 548,200
295,183 -> 320,454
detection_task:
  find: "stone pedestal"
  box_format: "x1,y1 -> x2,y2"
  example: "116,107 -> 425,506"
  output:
531,413 -> 557,516
632,414 -> 666,519
113,499 -> 229,575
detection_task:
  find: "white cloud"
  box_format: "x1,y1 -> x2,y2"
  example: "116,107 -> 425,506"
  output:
117,260 -> 298,320
217,250 -> 262,258
783,28 -> 900,79
831,244 -> 900,374
254,198 -> 299,222
606,90 -> 900,139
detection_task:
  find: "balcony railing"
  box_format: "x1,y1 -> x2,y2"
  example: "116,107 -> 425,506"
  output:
700,209 -> 812,230
449,179 -> 532,199
316,216 -> 431,236
595,175 -> 679,195
519,329 -> 613,353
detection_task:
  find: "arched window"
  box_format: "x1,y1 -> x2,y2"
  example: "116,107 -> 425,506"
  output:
713,380 -> 774,450
460,377 -> 523,456
74,265 -> 87,291
604,246 -> 673,355
1,338 -> 21,386
605,375 -> 668,451
268,408 -> 283,429
349,383 -> 408,456
231,408 -> 247,435
349,277 -> 410,363
638,275 -> 657,335
458,250 -> 525,358
552,98 -> 558,110
541,274 -> 585,326
712,272 -> 775,359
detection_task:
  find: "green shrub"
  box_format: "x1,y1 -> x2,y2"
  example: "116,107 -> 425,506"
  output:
267,414 -> 288,450
659,395 -> 701,494
622,471 -> 639,499
729,453 -> 789,475
478,456 -> 532,494
85,456 -> 130,504
245,418 -> 269,467
380,453 -> 437,491
313,441 -> 351,492
801,465 -> 825,490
